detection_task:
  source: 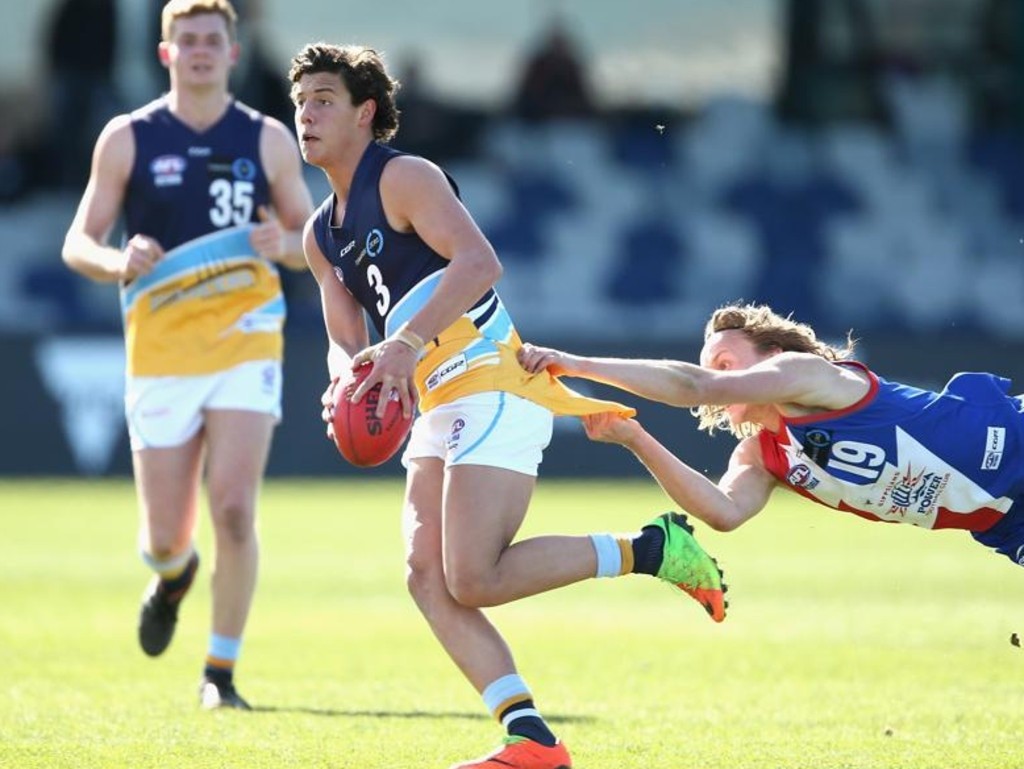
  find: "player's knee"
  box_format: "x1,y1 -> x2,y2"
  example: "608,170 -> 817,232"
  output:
444,565 -> 500,608
405,552 -> 445,606
209,497 -> 255,545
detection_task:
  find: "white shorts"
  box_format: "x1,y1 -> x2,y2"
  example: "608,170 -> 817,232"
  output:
125,360 -> 282,450
402,391 -> 553,476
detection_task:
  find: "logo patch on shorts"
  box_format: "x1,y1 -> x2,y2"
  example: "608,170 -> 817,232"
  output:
982,426 -> 1005,470
426,354 -> 468,391
446,417 -> 467,451
261,364 -> 277,394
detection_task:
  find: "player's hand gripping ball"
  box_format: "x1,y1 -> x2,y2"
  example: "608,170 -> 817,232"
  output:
332,361 -> 413,467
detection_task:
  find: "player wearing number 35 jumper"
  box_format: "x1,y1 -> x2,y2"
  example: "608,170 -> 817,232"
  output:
289,42 -> 727,769
62,0 -> 313,710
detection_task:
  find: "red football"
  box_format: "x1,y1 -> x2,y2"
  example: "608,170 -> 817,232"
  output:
332,362 -> 413,467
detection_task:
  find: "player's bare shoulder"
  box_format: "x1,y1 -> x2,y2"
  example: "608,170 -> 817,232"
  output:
381,154 -> 448,193
97,113 -> 134,142
731,434 -> 768,471
301,211 -> 330,276
379,154 -> 455,234
258,116 -> 302,171
771,350 -> 870,412
93,113 -> 136,176
259,115 -> 301,150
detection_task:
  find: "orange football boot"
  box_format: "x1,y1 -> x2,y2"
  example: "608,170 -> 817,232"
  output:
449,736 -> 572,769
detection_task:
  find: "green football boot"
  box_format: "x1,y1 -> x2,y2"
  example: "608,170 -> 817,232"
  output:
648,512 -> 727,622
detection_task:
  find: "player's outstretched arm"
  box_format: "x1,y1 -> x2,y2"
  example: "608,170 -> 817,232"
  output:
519,343 -> 718,407
585,413 -> 774,531
520,344 -> 856,412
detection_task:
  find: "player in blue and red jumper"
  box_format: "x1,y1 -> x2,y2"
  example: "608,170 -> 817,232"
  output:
519,301 -> 1024,565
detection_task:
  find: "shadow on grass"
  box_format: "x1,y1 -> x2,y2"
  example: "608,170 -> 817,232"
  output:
250,706 -> 595,724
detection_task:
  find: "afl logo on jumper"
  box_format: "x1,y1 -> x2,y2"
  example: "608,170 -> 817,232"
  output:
365,229 -> 384,258
232,158 -> 257,181
151,155 -> 186,187
786,463 -> 819,489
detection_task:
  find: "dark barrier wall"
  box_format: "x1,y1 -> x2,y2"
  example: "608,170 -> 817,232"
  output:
3,330 -> 1024,478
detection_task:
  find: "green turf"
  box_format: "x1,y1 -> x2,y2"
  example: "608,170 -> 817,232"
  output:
0,477 -> 1020,768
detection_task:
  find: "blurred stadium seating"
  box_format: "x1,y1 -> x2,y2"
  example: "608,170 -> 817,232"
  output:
6,83 -> 1024,342
4,0 -> 1024,476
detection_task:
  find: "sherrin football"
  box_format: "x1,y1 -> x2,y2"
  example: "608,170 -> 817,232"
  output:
332,361 -> 413,467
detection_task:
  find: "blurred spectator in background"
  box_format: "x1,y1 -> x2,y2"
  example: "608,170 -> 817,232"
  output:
0,89 -> 40,202
46,0 -> 121,189
0,126 -> 26,203
226,0 -> 293,126
393,53 -> 455,157
511,18 -> 596,122
776,0 -> 885,126
975,0 -> 1024,131
392,51 -> 487,161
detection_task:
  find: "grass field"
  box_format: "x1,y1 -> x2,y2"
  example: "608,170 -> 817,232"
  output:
0,477 -> 1020,769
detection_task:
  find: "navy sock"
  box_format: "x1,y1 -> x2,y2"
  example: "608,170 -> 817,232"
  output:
500,700 -> 557,747
631,525 -> 665,575
203,665 -> 233,688
158,553 -> 198,601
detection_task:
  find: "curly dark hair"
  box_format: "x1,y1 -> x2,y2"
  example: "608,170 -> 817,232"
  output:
288,42 -> 401,143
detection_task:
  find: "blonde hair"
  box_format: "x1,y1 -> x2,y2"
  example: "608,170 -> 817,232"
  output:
695,302 -> 856,437
161,0 -> 237,41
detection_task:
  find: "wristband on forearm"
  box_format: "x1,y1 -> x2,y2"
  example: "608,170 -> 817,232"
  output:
390,324 -> 426,355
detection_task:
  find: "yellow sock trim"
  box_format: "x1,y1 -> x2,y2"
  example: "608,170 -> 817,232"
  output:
493,694 -> 532,721
153,549 -> 194,579
141,544 -> 195,580
616,537 -> 634,576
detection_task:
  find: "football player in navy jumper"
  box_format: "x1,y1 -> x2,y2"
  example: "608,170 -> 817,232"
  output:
289,42 -> 727,769
62,0 -> 313,709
